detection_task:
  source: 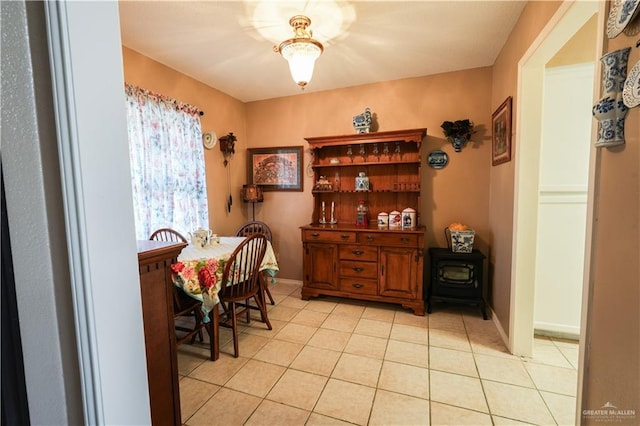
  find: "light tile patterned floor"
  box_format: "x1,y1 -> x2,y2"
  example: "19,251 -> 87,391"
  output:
176,282 -> 579,425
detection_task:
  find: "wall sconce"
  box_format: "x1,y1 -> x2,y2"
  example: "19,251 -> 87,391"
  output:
441,119 -> 475,152
242,184 -> 264,220
219,132 -> 237,166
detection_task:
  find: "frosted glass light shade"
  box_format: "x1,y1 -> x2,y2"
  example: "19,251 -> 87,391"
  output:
281,41 -> 322,87
275,15 -> 323,89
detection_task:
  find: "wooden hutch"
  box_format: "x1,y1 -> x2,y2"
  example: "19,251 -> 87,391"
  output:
300,128 -> 427,315
137,239 -> 185,426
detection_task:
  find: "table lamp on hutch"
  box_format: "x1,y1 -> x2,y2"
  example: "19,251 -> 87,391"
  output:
242,184 -> 264,220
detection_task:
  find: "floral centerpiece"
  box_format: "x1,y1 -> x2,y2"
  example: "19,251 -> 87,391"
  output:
441,119 -> 475,152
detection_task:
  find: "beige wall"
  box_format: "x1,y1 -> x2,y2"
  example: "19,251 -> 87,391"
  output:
547,14 -> 598,68
123,3 -> 640,416
122,49 -> 493,281
122,47 -> 248,237
245,69 -> 493,280
490,0 -> 639,419
489,0 -> 562,333
582,5 -> 640,421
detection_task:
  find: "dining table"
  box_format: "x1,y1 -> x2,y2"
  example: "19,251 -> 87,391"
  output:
170,236 -> 279,360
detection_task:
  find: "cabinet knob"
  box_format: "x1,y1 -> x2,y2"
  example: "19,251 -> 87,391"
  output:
352,250 -> 364,256
352,283 -> 364,289
366,236 -> 375,242
311,233 -> 320,238
340,234 -> 350,240
352,267 -> 364,272
400,237 -> 410,243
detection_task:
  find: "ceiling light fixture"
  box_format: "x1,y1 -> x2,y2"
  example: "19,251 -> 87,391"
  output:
274,15 -> 323,89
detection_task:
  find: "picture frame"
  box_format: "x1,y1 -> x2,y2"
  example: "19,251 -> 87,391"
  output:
247,146 -> 303,191
492,96 -> 513,166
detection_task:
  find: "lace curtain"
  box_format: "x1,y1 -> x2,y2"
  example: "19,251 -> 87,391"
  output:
125,83 -> 209,240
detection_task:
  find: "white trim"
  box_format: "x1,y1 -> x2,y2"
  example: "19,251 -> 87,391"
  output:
545,61 -> 596,77
538,192 -> 588,204
43,2 -> 151,424
539,185 -> 588,193
44,3 -> 102,422
511,0 -> 598,357
511,0 -> 602,422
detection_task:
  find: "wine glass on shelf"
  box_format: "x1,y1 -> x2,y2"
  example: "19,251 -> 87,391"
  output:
372,143 -> 380,161
395,141 -> 402,159
383,143 -> 390,160
346,145 -> 354,163
359,144 -> 366,162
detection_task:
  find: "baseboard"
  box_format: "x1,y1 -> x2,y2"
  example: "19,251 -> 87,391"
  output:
534,320 -> 580,340
489,305 -> 511,352
272,277 -> 302,287
534,328 -> 580,341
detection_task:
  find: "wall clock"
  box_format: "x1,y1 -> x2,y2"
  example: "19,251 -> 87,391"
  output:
202,131 -> 217,149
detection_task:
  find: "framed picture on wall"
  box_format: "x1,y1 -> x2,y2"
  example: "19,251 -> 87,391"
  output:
492,96 -> 513,166
247,146 -> 303,191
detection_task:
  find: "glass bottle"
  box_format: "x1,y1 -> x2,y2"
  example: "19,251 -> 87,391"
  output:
356,199 -> 369,227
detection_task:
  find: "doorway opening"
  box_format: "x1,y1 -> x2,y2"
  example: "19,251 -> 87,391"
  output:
510,0 -> 600,358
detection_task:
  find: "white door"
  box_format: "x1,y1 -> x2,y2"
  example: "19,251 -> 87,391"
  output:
534,63 -> 593,338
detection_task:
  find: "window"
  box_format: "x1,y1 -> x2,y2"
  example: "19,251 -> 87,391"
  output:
125,84 -> 208,239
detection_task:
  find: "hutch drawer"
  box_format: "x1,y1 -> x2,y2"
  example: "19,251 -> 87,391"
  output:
339,244 -> 378,261
303,229 -> 356,243
339,260 -> 378,279
358,232 -> 419,247
339,278 -> 378,295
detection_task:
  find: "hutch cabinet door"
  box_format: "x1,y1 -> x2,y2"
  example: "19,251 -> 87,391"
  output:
379,247 -> 419,299
303,243 -> 338,290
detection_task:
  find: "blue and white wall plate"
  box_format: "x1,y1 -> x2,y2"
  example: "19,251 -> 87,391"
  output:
427,150 -> 448,169
607,0 -> 640,38
623,59 -> 640,108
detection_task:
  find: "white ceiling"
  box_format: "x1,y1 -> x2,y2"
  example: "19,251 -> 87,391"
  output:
118,1 -> 527,103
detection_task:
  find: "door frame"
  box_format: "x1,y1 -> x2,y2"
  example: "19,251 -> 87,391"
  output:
510,0 -> 603,419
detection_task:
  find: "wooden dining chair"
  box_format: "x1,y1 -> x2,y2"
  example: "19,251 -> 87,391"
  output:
201,234 -> 271,358
234,221 -> 275,305
235,220 -> 273,242
150,228 -> 213,359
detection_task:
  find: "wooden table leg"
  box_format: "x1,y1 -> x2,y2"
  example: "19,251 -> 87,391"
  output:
210,303 -> 219,361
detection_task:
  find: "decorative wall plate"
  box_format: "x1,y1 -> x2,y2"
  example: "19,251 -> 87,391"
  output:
623,59 -> 640,108
202,131 -> 217,149
427,150 -> 448,169
607,0 -> 640,38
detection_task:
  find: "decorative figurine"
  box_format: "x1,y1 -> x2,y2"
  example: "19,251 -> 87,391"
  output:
355,172 -> 370,191
314,176 -> 333,191
352,107 -> 372,133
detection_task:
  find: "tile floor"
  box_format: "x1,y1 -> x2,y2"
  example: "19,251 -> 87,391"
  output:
176,281 -> 579,425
